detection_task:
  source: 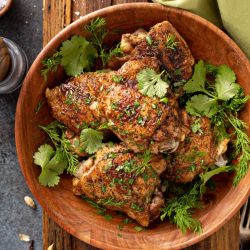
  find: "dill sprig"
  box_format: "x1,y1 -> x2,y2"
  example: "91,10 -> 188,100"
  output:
226,113 -> 250,185
161,165 -> 234,233
41,52 -> 62,81
84,17 -> 122,66
39,121 -> 79,174
161,182 -> 202,234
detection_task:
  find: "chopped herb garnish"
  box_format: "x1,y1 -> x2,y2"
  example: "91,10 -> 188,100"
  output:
152,103 -> 157,109
160,97 -> 168,104
104,214 -> 113,221
191,119 -> 202,134
111,102 -> 119,110
165,34 -> 178,50
112,75 -> 123,83
85,97 -> 91,105
134,226 -> 144,232
146,35 -> 153,45
65,95 -> 74,105
137,115 -> 145,125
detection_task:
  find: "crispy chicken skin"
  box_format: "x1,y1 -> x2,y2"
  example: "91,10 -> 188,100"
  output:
134,21 -> 194,81
46,72 -> 115,133
73,144 -> 166,227
46,56 -> 189,153
110,21 -> 194,81
163,117 -> 217,183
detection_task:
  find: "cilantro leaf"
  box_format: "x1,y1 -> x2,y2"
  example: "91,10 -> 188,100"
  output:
45,149 -> 66,175
215,65 -> 239,100
137,68 -> 169,98
184,60 -> 206,93
33,144 -> 54,168
60,35 -> 97,76
80,128 -> 103,154
34,145 -> 66,187
39,169 -> 60,187
186,94 -> 218,117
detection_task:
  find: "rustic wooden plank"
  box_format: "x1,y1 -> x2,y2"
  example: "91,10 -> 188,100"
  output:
43,211 -> 99,250
42,1 -> 241,249
43,0 -> 72,46
72,0 -> 111,19
186,213 -> 240,250
112,0 -> 148,4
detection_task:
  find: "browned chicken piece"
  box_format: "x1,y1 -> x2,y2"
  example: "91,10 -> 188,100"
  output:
134,21 -> 194,81
73,144 -> 166,227
96,57 -> 189,153
109,21 -> 194,81
163,116 -> 217,183
46,56 -> 189,154
45,72 -> 115,133
107,28 -> 147,69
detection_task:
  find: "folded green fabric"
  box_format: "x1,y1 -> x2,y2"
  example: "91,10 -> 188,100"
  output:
153,0 -> 250,58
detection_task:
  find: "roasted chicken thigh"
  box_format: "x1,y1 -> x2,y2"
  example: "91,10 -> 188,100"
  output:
73,144 -> 166,226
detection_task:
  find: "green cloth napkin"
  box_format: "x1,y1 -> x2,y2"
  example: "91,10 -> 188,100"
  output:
153,0 -> 250,58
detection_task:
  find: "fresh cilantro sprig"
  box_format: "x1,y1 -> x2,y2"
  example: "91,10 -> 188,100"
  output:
183,60 -> 250,184
41,36 -> 97,79
33,145 -> 66,187
60,36 -> 97,76
160,165 -> 233,233
137,68 -> 169,98
41,18 -> 121,79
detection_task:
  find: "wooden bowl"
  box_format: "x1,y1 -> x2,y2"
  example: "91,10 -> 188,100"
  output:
15,3 -> 250,249
0,0 -> 12,16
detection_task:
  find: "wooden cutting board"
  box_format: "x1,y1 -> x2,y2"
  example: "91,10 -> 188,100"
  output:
42,1 -> 240,249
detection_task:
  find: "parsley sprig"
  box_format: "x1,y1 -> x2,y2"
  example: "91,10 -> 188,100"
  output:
183,60 -> 250,184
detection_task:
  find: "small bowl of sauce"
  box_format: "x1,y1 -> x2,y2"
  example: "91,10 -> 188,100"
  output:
0,37 -> 28,94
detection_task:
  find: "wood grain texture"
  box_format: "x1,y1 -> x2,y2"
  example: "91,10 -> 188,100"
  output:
16,1 -> 249,249
43,211 -> 240,250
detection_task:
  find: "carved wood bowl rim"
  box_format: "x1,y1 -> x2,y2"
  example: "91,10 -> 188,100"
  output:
0,0 -> 12,17
15,3 -> 250,249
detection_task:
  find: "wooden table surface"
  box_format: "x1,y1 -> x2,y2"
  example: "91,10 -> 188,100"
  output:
42,1 -> 240,249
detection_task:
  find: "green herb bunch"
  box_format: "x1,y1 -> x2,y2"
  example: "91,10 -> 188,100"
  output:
183,60 -> 250,185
